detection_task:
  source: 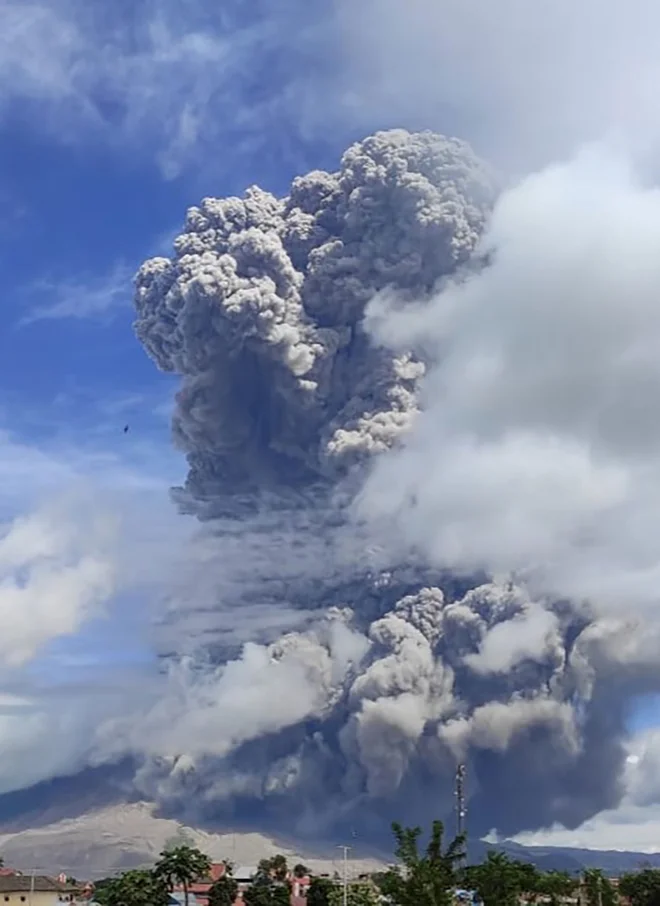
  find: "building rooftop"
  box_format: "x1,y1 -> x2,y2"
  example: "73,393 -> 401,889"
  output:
233,868 -> 257,881
0,877 -> 68,894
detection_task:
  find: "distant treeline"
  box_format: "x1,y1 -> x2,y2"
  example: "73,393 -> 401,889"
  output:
75,822 -> 660,906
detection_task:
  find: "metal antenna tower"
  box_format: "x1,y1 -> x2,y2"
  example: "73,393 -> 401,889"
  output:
455,763 -> 467,839
337,845 -> 351,906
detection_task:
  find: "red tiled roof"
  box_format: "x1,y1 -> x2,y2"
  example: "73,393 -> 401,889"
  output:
172,865 -> 307,906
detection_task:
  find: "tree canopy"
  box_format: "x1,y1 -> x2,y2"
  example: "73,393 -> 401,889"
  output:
535,869 -> 577,906
463,851 -> 537,906
328,880 -> 380,906
243,856 -> 291,906
307,876 -> 335,906
154,844 -> 212,906
83,816 -> 660,906
377,819 -> 466,906
208,869 -> 239,906
94,869 -> 170,906
619,869 -> 660,906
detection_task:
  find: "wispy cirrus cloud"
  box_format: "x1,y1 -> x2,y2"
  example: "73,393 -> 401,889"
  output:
0,0 -> 336,179
0,423 -> 180,507
18,260 -> 133,325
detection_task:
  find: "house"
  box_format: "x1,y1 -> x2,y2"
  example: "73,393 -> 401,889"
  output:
172,863 -> 263,906
0,875 -> 75,906
171,863 -> 308,906
289,870 -> 310,906
172,862 -> 229,906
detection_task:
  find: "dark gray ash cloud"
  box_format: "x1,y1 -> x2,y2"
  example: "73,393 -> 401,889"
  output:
127,128 -> 660,841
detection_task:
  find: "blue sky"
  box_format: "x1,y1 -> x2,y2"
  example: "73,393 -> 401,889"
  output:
1,0 -> 660,852
0,0 -> 357,451
0,1 -> 377,704
0,0 -> 383,803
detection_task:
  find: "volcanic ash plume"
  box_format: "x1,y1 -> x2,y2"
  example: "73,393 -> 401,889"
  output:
132,130 -> 660,841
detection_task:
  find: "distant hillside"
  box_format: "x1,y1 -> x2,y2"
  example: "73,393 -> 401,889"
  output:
0,802 -> 386,879
482,839 -> 660,875
0,802 -> 658,880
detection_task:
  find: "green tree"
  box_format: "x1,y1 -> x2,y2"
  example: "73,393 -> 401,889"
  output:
377,819 -> 466,906
582,870 -> 617,906
243,882 -> 271,906
307,877 -> 336,906
619,870 -> 660,906
208,868 -> 239,906
464,850 -> 536,906
293,865 -> 309,880
536,870 -> 577,906
154,845 -> 212,906
95,870 -> 169,906
244,858 -> 291,906
91,877 -> 114,900
328,881 -> 380,906
256,856 -> 289,883
271,887 -> 291,906
244,876 -> 290,906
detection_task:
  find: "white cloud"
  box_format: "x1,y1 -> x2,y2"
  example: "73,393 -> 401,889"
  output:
97,643 -> 333,765
18,261 -> 133,325
358,144 -> 660,616
0,0 -> 329,178
6,0 -> 660,182
0,498 -> 115,667
464,603 -> 559,675
336,0 -> 660,173
0,692 -> 102,795
0,418 -> 193,793
0,426 -> 179,516
0,417 -> 331,796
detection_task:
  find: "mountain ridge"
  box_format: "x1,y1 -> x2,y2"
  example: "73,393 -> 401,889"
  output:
0,803 -> 658,879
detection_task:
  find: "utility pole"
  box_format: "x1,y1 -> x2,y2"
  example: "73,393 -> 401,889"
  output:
337,846 -> 351,906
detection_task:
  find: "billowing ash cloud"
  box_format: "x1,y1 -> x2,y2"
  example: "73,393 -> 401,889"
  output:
134,130 -> 491,503
130,129 -> 660,841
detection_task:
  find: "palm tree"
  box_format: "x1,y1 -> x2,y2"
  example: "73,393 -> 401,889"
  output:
154,845 -> 212,906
